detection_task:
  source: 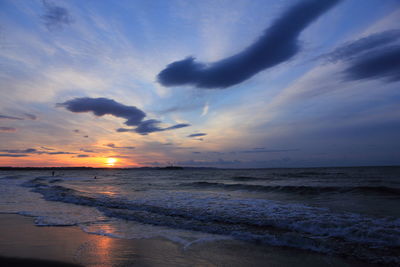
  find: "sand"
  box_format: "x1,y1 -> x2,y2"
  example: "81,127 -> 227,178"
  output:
0,213 -> 377,267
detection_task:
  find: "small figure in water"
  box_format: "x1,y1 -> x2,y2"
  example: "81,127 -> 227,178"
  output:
94,176 -> 97,179
52,171 -> 55,177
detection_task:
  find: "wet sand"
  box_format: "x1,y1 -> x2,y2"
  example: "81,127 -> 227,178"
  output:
0,214 -> 377,267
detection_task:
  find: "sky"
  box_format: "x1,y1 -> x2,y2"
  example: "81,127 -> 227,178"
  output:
0,0 -> 399,168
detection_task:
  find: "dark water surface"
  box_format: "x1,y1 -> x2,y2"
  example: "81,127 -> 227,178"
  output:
1,167 -> 399,265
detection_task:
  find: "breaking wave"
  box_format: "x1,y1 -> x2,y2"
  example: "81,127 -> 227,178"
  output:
181,181 -> 400,196
22,177 -> 400,265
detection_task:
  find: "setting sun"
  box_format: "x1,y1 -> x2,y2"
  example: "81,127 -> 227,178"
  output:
106,158 -> 117,167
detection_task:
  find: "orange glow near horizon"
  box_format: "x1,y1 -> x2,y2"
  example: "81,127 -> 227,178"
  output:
106,157 -> 117,167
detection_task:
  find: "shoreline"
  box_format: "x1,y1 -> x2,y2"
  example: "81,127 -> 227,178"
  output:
0,213 -> 379,267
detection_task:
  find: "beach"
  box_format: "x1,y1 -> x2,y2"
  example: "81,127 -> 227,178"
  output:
0,213 -> 376,267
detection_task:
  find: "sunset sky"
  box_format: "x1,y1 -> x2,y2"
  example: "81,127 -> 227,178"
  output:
0,0 -> 399,168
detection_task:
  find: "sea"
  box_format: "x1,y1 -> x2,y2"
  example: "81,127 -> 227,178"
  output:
0,166 -> 399,265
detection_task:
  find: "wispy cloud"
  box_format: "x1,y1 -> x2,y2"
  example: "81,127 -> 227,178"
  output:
41,146 -> 55,150
24,113 -> 37,120
236,148 -> 300,153
320,29 -> 400,82
41,0 -> 73,31
0,127 -> 16,132
321,30 -> 400,63
157,0 -> 340,89
0,154 -> 28,157
0,148 -> 76,155
80,148 -> 94,153
74,154 -> 89,158
201,102 -> 209,116
104,143 -> 135,149
187,133 -> 207,138
0,114 -> 23,120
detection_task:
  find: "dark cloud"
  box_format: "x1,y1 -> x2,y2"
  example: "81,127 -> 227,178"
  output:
0,127 -> 16,132
157,0 -> 340,89
80,148 -> 94,153
322,30 -> 400,63
41,146 -> 55,150
187,133 -> 207,138
24,113 -> 37,120
75,154 -> 89,158
344,45 -> 400,82
0,154 -> 28,157
41,0 -> 73,31
106,143 -> 117,148
58,97 -> 189,135
118,120 -> 190,135
321,30 -> 400,83
0,114 -> 23,120
45,151 -> 76,155
104,143 -> 135,149
238,148 -> 300,153
0,148 -> 75,155
0,148 -> 37,153
58,97 -> 146,126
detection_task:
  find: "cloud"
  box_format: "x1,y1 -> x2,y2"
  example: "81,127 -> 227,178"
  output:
157,0 -> 340,89
80,148 -> 94,153
201,102 -> 209,116
187,133 -> 207,138
58,97 -> 191,135
58,98 -> 146,126
237,148 -> 300,153
108,155 -> 131,159
117,120 -> 190,135
104,143 -> 135,149
321,30 -> 400,63
344,45 -> 400,82
41,0 -> 73,31
0,148 -> 75,155
73,129 -> 80,133
0,114 -> 23,120
24,113 -> 37,120
0,154 -> 28,157
0,113 -> 36,121
0,148 -> 37,153
321,30 -> 400,83
45,151 -> 76,155
75,154 -> 89,158
41,146 -> 55,150
0,127 -> 16,132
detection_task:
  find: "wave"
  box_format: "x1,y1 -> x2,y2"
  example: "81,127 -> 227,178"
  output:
231,176 -> 262,181
22,177 -> 400,265
180,181 -> 400,196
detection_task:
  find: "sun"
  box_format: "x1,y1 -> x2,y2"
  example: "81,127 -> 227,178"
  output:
106,157 -> 117,167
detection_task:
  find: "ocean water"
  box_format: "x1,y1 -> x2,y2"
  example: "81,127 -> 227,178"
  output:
0,167 -> 399,265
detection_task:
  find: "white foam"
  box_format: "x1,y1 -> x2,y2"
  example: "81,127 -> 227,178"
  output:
80,218 -> 231,248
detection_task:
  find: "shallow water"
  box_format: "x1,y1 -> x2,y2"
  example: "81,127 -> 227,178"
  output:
0,167 -> 399,265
